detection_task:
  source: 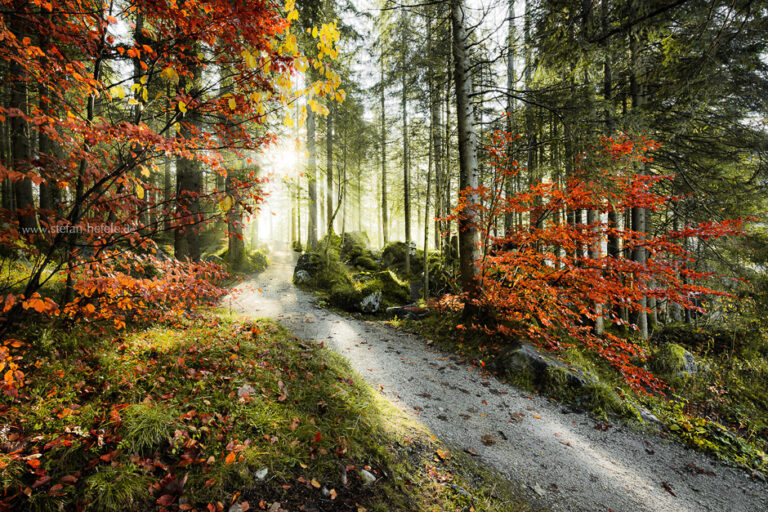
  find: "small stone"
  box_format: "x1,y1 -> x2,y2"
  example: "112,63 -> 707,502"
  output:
321,486 -> 331,497
229,505 -> 243,512
481,434 -> 497,446
532,483 -> 546,496
237,384 -> 256,398
255,467 -> 268,480
751,471 -> 767,483
359,469 -> 376,484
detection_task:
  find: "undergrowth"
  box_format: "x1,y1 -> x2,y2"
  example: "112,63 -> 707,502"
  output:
0,314 -> 535,511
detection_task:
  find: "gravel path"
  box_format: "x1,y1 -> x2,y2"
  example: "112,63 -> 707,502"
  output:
229,251 -> 767,512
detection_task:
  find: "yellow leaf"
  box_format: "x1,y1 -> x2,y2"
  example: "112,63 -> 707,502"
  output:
435,449 -> 451,460
112,86 -> 126,99
128,98 -> 139,105
136,183 -> 145,199
312,26 -> 318,38
310,478 -> 321,488
287,9 -> 298,21
284,0 -> 295,12
161,66 -> 178,83
284,112 -> 294,127
178,101 -> 187,113
218,195 -> 233,213
141,87 -> 148,102
228,97 -> 237,110
140,166 -> 150,178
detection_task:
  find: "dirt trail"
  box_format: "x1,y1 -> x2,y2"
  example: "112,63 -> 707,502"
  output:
229,251 -> 767,512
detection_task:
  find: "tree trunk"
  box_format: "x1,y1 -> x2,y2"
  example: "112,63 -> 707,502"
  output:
504,0 -> 516,235
306,106 -> 318,250
629,26 -> 648,339
10,9 -> 35,233
380,53 -> 388,246
226,169 -> 244,266
174,56 -> 202,261
401,15 -> 411,275
451,0 -> 479,298
326,105 -> 334,235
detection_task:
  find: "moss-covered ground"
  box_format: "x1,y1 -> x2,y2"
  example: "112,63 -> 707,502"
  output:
0,312 -> 537,511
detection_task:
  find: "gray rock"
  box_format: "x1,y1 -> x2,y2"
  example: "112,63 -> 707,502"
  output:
495,343 -> 596,389
632,404 -> 663,426
359,469 -> 376,484
255,467 -> 268,480
650,343 -> 698,378
360,291 -> 382,313
294,269 -> 311,285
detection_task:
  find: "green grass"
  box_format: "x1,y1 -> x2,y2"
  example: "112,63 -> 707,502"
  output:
0,314 -> 536,511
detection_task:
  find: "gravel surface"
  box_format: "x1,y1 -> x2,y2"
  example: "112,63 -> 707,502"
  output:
229,251 -> 768,512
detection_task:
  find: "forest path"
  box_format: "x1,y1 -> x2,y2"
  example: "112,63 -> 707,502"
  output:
230,250 -> 767,512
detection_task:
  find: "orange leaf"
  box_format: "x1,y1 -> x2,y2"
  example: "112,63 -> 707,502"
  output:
225,452 -> 236,466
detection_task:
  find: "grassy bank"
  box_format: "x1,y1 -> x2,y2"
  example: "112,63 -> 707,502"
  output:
0,314 -> 535,511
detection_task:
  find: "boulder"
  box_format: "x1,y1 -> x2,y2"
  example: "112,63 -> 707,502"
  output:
294,252 -> 318,276
341,231 -> 370,257
374,270 -> 410,304
650,343 -> 697,377
360,292 -> 382,313
294,270 -> 311,285
494,343 -> 596,390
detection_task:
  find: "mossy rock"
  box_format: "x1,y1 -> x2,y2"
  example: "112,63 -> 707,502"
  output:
374,270 -> 410,305
380,241 -> 424,278
580,382 -> 636,419
650,343 -> 697,377
353,255 -> 378,270
341,231 -> 370,257
329,283 -> 363,311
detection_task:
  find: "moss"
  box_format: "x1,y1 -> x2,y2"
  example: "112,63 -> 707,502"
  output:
374,270 -> 410,305
328,282 -> 363,311
651,343 -> 690,376
543,366 -> 572,396
354,255 -> 377,270
581,382 -> 633,419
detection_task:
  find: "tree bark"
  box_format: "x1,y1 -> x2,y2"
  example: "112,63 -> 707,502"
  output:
629,25 -> 648,339
326,104 -> 334,235
10,6 -> 36,233
380,53 -> 388,246
401,14 -> 411,274
504,0 -> 516,235
306,106 -> 318,250
451,0 -> 479,298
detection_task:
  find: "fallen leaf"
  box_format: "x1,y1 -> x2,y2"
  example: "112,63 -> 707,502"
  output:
225,452 -> 236,466
311,478 -> 321,488
481,434 -> 497,446
435,449 -> 451,460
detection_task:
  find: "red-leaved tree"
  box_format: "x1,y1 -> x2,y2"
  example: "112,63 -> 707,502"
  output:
442,132 -> 748,393
0,0 -> 343,393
